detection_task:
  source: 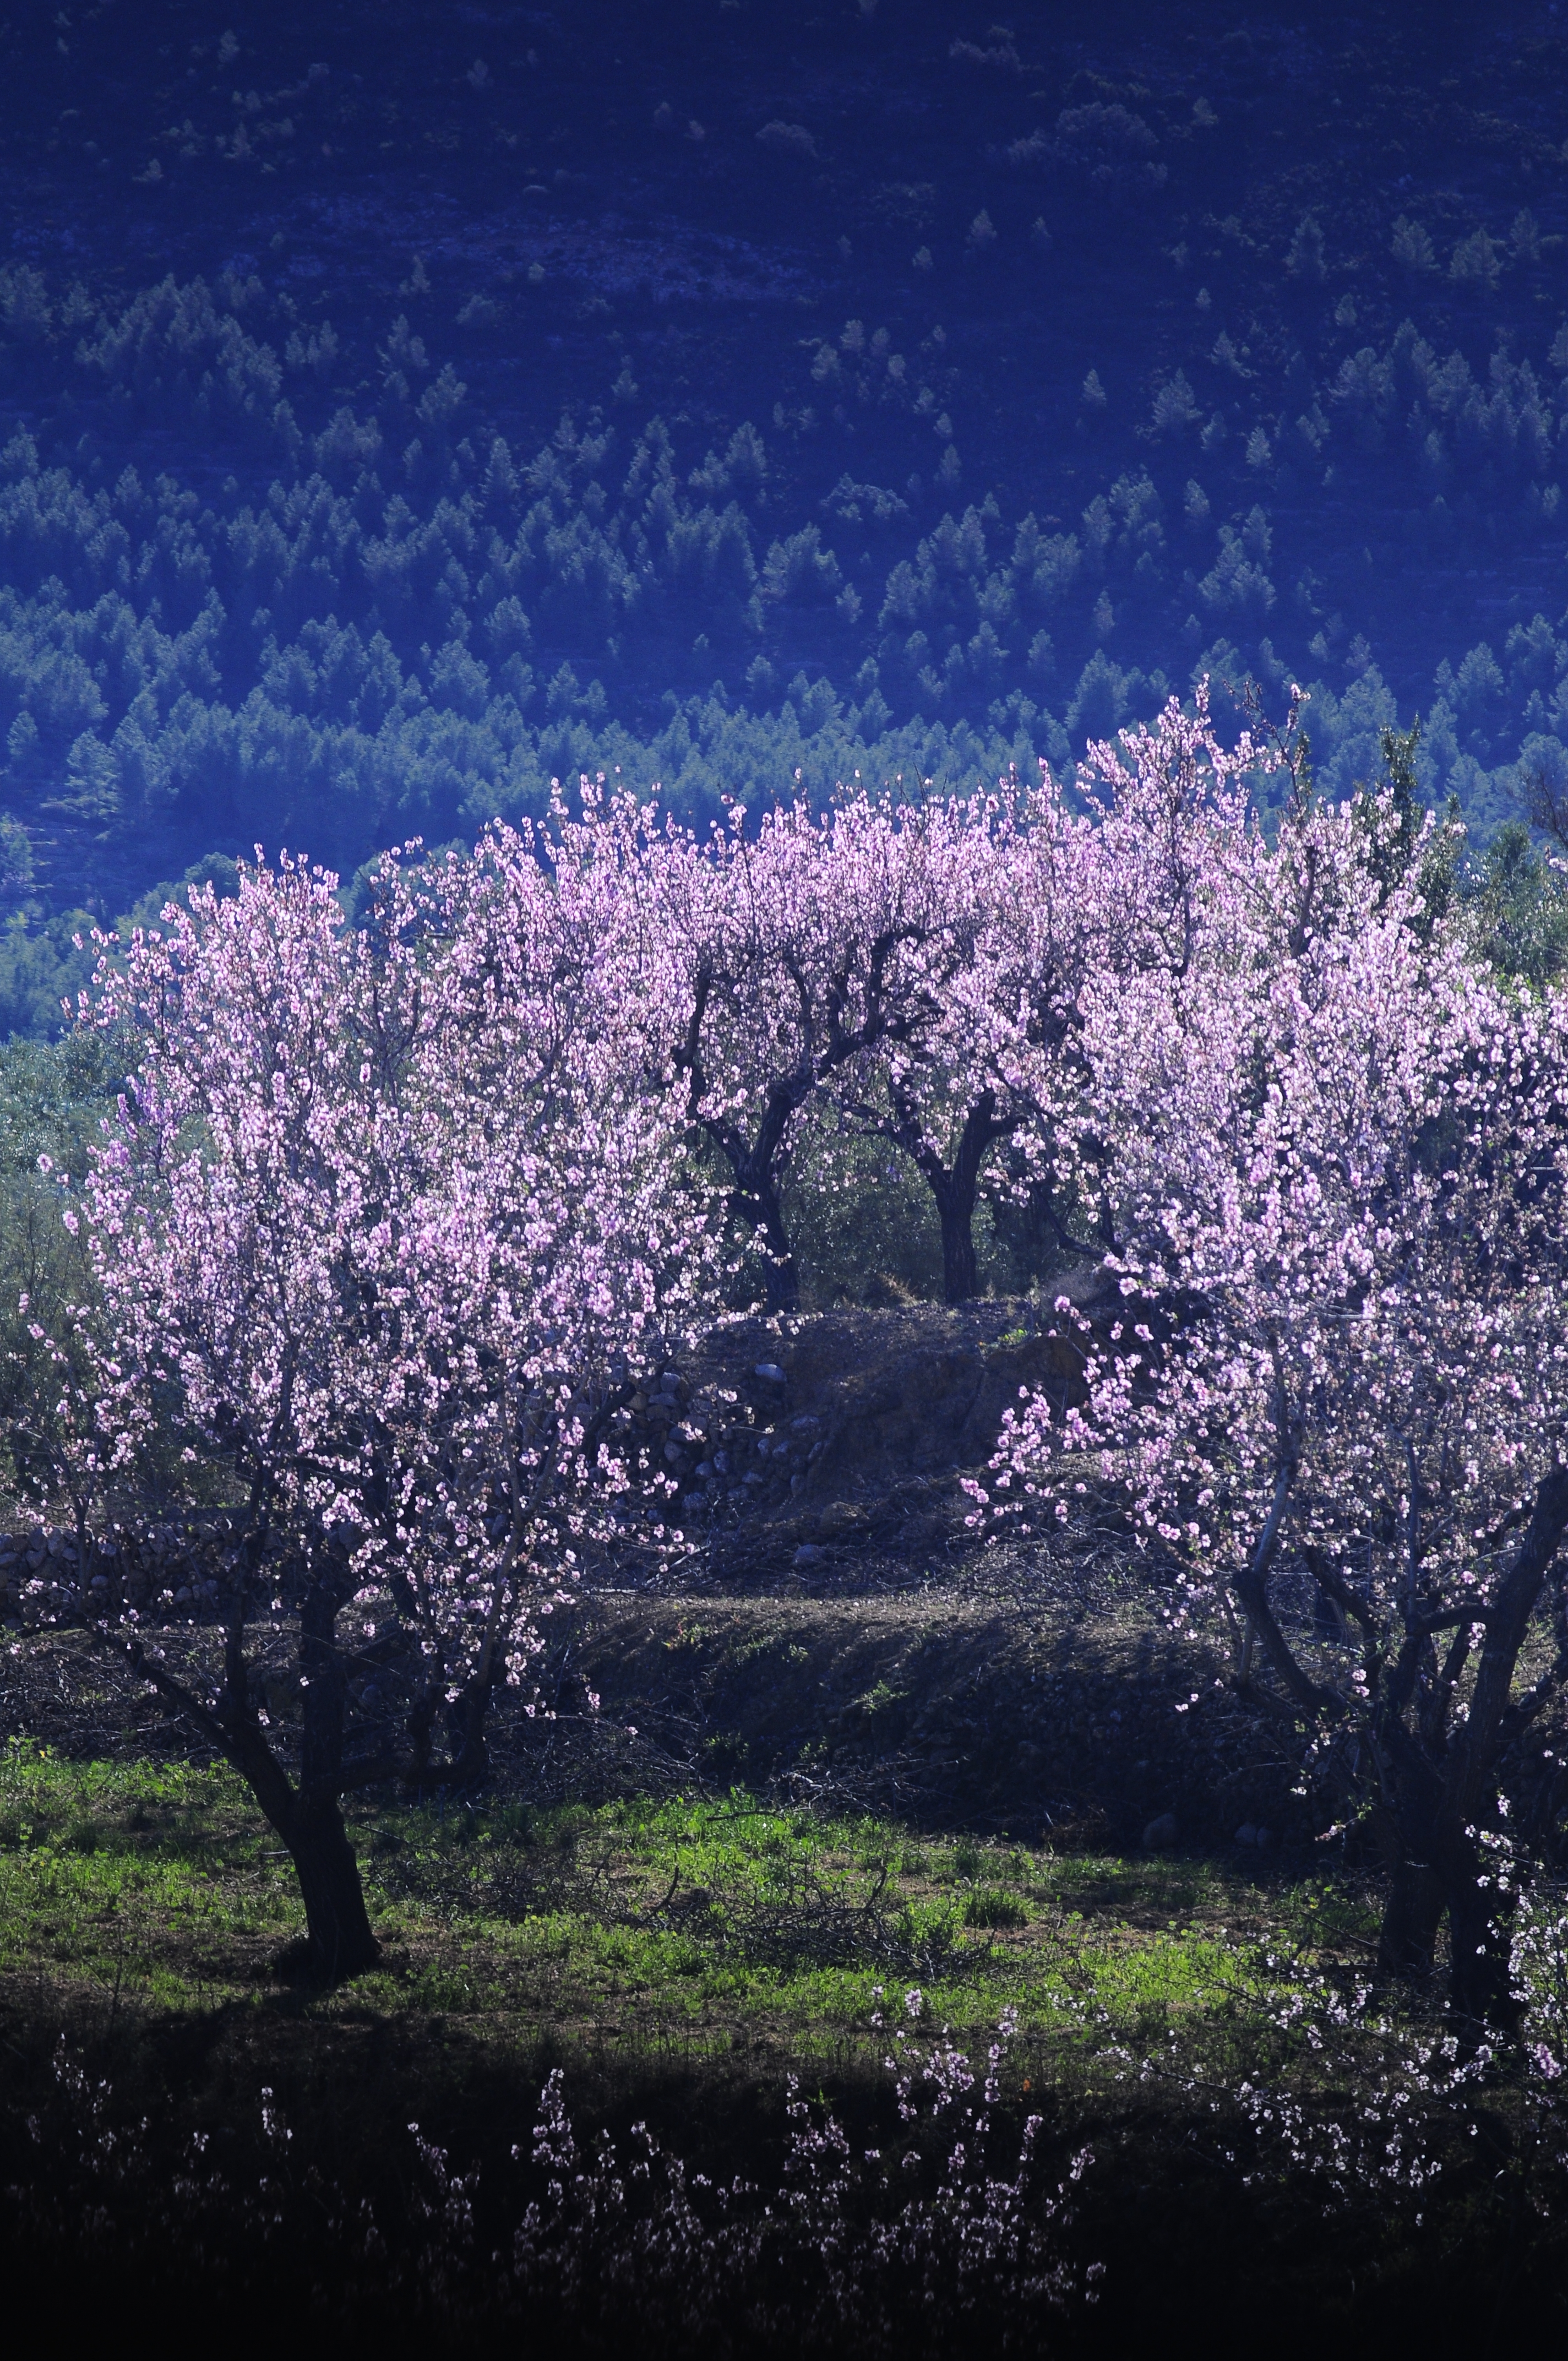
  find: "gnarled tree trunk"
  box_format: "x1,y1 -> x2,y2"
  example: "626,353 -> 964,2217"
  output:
732,1161 -> 799,1313
178,1565 -> 384,1985
281,1791 -> 381,1980
892,1087 -> 1021,1305
1376,1854 -> 1445,1981
936,1189 -> 980,1307
1445,1859 -> 1522,2036
220,1698 -> 382,1983
1245,1467 -> 1568,2040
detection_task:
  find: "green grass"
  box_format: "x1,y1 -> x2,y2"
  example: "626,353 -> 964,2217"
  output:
0,1739 -> 1382,2071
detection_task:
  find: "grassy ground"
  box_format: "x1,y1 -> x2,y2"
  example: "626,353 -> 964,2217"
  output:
8,1739 -> 1568,2355
0,1739 -> 1379,2063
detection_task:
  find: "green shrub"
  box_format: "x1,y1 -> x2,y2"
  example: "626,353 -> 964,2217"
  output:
962,1885 -> 1029,1930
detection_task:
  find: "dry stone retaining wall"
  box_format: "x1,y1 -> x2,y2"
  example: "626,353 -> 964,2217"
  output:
0,1523 -> 227,1625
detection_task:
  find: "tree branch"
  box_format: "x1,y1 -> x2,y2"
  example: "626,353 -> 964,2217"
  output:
1231,1457 -> 1341,1715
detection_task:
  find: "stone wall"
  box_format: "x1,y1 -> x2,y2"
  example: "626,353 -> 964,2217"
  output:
0,1522 -> 225,1625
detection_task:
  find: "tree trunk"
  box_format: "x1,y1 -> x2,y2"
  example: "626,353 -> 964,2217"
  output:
1377,1855 -> 1445,1979
736,1167 -> 798,1313
905,1090 -> 1018,1307
136,1565 -> 382,1988
221,1723 -> 382,1985
938,1192 -> 979,1305
1378,1841 -> 1520,2033
285,1789 -> 380,1981
404,1673 -> 493,1796
272,1565 -> 379,1981
1446,1870 -> 1522,2038
763,1249 -> 799,1315
1438,1465 -> 1568,2033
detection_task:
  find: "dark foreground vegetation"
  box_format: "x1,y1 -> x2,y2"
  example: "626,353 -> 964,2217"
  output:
4,1717 -> 1568,2354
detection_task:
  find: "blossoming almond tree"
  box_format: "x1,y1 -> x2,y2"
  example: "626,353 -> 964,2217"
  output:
832,689 -> 1281,1302
823,776 -> 1080,1304
71,841 -> 721,1978
651,792 -> 967,1312
974,779 -> 1568,2031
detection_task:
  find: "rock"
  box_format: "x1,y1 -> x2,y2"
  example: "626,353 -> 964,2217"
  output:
1234,1821 -> 1259,1847
792,1544 -> 825,1569
754,1362 -> 786,1384
816,1500 -> 867,1536
1142,1811 -> 1179,1850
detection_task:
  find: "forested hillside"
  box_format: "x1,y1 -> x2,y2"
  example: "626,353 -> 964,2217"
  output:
2,0 -> 1567,1032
